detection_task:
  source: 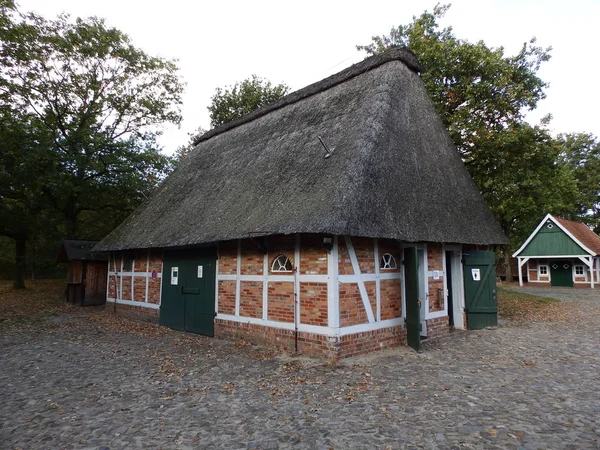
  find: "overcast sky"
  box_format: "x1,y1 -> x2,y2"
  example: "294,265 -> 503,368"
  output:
17,0 -> 600,154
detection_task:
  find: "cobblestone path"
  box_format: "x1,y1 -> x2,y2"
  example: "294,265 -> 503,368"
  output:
1,287 -> 599,449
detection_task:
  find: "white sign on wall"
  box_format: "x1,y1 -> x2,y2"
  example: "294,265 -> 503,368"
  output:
471,268 -> 481,281
171,267 -> 179,285
197,265 -> 203,278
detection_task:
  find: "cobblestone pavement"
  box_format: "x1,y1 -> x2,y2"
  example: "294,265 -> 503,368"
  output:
1,287 -> 599,450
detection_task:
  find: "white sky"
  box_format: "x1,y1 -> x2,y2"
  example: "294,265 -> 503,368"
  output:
17,0 -> 600,154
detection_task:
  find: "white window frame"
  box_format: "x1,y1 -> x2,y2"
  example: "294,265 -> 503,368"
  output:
538,264 -> 549,279
270,254 -> 293,273
380,253 -> 397,270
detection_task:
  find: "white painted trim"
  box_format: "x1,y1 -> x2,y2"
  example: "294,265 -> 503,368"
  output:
218,274 -> 306,282
344,236 -> 375,323
419,245 -> 428,335
519,254 -> 596,259
119,256 -> 124,301
105,259 -> 111,303
374,239 -> 381,321
513,213 -> 596,257
158,250 -> 163,306
216,313 -> 405,338
215,242 -> 220,315
338,318 -> 404,336
426,310 -> 448,320
106,298 -> 160,310
537,264 -> 550,281
144,251 -> 150,303
294,234 -> 300,327
262,248 -> 268,320
339,273 -> 401,283
108,271 -> 162,277
327,235 -> 340,329
400,242 -> 406,319
235,239 -> 241,316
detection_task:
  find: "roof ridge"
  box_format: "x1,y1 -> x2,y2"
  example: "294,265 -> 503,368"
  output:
195,47 -> 421,146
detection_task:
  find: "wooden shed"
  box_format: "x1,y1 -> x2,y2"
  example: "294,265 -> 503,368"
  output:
513,214 -> 600,288
95,48 -> 508,359
57,239 -> 108,305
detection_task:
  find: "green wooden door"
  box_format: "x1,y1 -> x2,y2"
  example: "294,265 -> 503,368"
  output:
550,260 -> 573,287
463,251 -> 497,330
160,249 -> 216,336
403,247 -> 421,351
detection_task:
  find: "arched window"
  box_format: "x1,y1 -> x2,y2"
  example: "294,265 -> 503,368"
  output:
271,254 -> 293,272
380,253 -> 397,270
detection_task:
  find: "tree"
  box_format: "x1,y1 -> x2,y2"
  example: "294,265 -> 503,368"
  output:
174,126 -> 206,161
357,6 -> 569,242
208,75 -> 289,127
0,7 -> 183,239
0,107 -> 52,288
0,5 -> 183,287
556,133 -> 600,232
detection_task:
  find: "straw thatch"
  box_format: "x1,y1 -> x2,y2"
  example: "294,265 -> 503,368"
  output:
95,47 -> 507,251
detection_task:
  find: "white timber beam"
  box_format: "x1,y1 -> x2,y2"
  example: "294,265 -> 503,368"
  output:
345,236 -> 375,323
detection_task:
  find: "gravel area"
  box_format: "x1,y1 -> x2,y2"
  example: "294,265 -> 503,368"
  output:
1,287 -> 599,449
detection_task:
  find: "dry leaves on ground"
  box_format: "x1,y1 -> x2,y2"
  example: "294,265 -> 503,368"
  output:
498,288 -> 579,323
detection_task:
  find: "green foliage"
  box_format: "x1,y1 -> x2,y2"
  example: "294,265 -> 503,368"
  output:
208,75 -> 289,127
357,4 -> 585,248
174,126 -> 206,162
556,133 -> 600,232
0,6 -> 184,284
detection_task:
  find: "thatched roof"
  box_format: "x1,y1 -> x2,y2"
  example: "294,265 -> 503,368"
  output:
57,240 -> 107,262
95,47 -> 508,252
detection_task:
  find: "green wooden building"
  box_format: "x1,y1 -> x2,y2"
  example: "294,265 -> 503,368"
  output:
513,214 -> 600,288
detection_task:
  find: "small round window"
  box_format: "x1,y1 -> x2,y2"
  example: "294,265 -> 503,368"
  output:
271,254 -> 293,272
547,222 -> 553,229
380,253 -> 397,270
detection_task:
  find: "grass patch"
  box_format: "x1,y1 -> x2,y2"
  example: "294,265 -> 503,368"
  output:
498,287 -> 574,323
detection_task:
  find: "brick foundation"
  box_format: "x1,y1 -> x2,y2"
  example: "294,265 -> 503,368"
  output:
108,301 -> 159,323
215,319 -> 407,360
425,316 -> 450,340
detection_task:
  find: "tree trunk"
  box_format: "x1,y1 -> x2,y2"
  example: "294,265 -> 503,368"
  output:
13,238 -> 26,289
504,248 -> 513,282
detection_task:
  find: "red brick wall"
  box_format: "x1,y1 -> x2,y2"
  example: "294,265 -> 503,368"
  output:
528,259 -> 539,281
239,281 -> 263,318
380,279 -> 402,320
426,316 -> 450,339
299,282 -> 327,325
354,237 -> 375,273
109,302 -> 159,323
214,319 -> 406,360
268,235 -> 295,273
428,244 -> 444,313
133,276 -> 146,301
218,240 -> 237,275
218,280 -> 236,315
337,325 -> 407,359
300,234 -> 328,275
267,281 -> 294,323
121,277 -> 132,301
241,241 -> 263,275
339,284 -> 368,326
107,250 -> 163,305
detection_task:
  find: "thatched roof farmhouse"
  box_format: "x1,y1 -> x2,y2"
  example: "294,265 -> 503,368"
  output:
96,47 -> 507,359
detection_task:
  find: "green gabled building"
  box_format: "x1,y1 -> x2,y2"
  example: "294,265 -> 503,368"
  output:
513,214 -> 600,288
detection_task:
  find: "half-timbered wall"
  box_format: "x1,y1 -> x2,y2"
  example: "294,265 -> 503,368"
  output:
107,249 -> 163,317
104,235 -> 454,358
